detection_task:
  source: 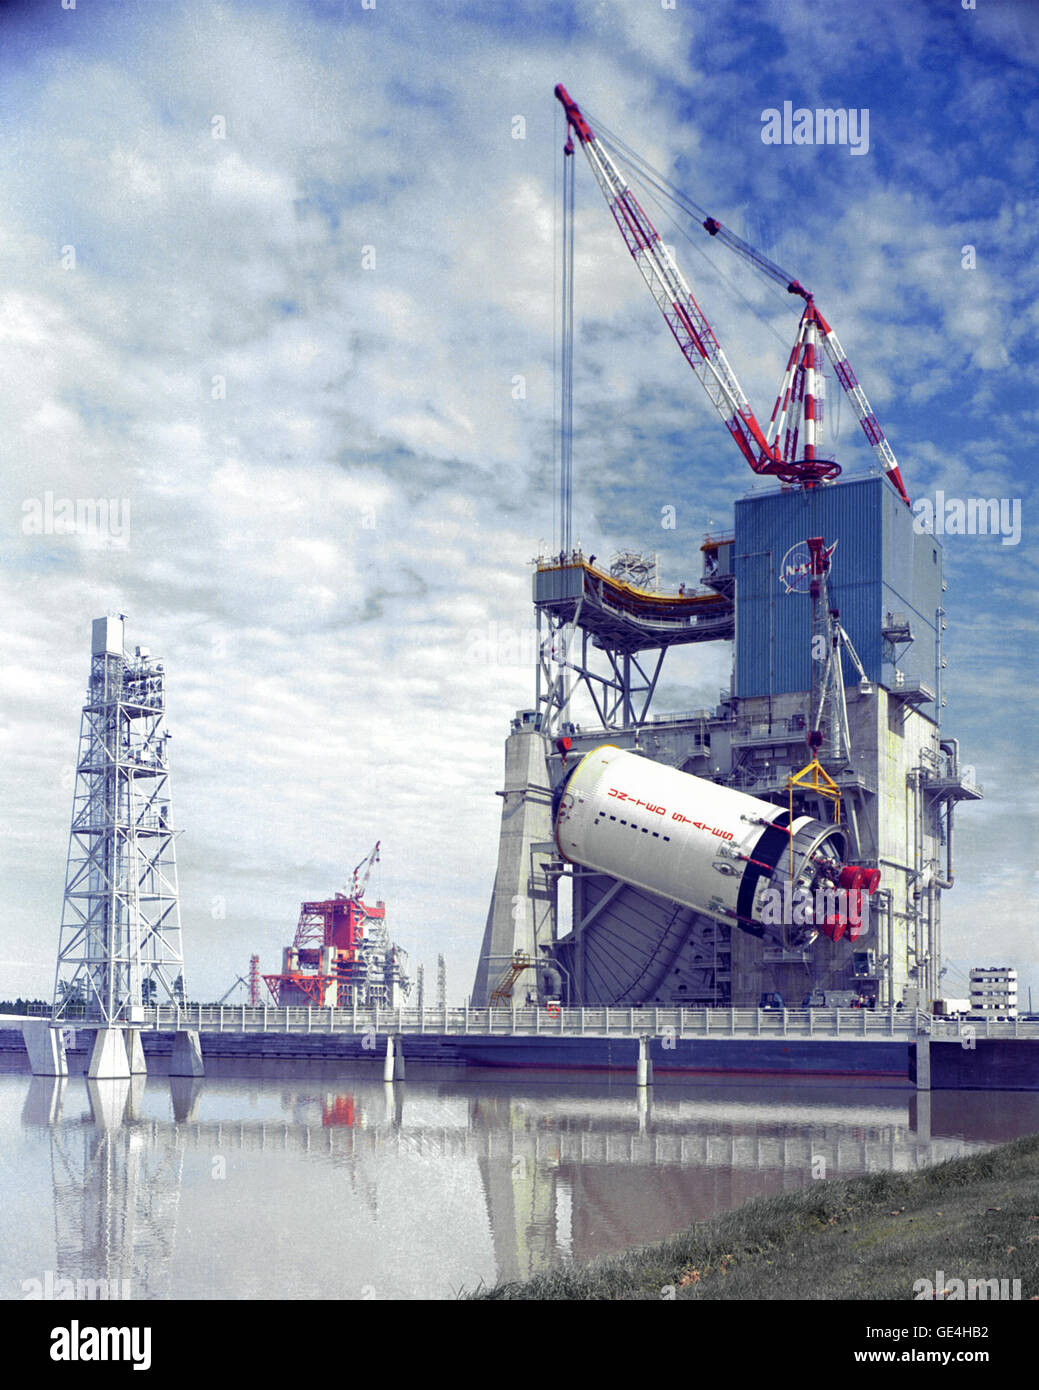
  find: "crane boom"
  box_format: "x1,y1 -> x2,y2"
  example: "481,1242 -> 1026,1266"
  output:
349,840 -> 381,900
217,974 -> 249,1005
555,84 -> 788,480
556,85 -> 911,506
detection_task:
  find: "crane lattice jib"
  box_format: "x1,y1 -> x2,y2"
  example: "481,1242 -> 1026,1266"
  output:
704,215 -> 911,507
350,839 -> 381,900
555,85 -> 786,479
767,310 -> 809,459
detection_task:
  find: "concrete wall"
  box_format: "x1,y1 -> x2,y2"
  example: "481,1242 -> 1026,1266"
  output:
470,713 -> 556,1007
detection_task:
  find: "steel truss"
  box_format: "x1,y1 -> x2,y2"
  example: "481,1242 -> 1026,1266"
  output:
53,622 -> 187,1026
536,605 -> 669,738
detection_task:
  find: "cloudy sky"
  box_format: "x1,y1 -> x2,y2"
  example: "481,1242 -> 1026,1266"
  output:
0,0 -> 1035,1008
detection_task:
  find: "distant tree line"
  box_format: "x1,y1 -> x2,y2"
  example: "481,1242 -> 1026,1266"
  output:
0,998 -> 48,1015
0,989 -> 212,1016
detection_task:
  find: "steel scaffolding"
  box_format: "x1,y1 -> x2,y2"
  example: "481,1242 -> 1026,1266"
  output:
52,616 -> 187,1028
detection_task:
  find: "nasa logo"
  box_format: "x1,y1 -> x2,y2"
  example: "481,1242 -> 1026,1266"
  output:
779,538 -> 838,593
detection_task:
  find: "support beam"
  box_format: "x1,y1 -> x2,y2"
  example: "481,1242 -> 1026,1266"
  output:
126,1029 -> 147,1075
393,1035 -> 406,1081
88,1028 -> 131,1080
383,1034 -> 395,1082
636,1035 -> 653,1087
169,1030 -> 204,1078
914,1036 -> 931,1091
22,1022 -> 68,1077
472,712 -> 555,1007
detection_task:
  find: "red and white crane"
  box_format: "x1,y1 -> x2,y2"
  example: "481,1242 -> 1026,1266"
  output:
554,85 -> 910,507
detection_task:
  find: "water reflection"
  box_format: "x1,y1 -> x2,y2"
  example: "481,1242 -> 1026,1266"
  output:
22,1075 -> 187,1300
11,1066 -> 1039,1298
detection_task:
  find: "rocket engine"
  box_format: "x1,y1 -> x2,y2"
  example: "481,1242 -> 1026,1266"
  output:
553,745 -> 878,948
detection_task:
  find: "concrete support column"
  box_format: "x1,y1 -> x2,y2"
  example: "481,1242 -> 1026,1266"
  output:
471,716 -> 554,1007
914,1036 -> 931,1091
383,1035 -> 395,1082
22,1022 -> 68,1077
169,1030 -> 204,1077
393,1035 -> 406,1081
126,1029 -> 147,1075
88,1028 -> 131,1080
636,1035 -> 653,1087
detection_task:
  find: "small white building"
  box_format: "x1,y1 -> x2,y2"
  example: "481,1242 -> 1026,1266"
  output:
969,967 -> 1018,1020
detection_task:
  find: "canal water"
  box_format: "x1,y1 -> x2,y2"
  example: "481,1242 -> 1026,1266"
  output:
3,1055 -> 1038,1300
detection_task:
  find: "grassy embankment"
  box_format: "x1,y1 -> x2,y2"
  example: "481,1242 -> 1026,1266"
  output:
466,1132 -> 1039,1300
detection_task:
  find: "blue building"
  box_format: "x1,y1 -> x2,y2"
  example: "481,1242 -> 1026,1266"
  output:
734,474 -> 942,708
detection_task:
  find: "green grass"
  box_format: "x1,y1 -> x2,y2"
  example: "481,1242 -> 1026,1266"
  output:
464,1132 -> 1039,1300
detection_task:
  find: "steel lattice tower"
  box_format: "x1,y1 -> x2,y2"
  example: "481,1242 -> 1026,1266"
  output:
52,617 -> 187,1030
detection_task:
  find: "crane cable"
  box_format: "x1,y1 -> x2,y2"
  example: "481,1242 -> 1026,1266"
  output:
587,119 -> 853,460
561,131 -> 575,560
552,102 -> 559,562
585,109 -> 798,348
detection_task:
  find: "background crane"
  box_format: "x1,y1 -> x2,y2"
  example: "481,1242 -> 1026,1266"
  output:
349,840 -> 380,901
216,974 -> 250,1005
